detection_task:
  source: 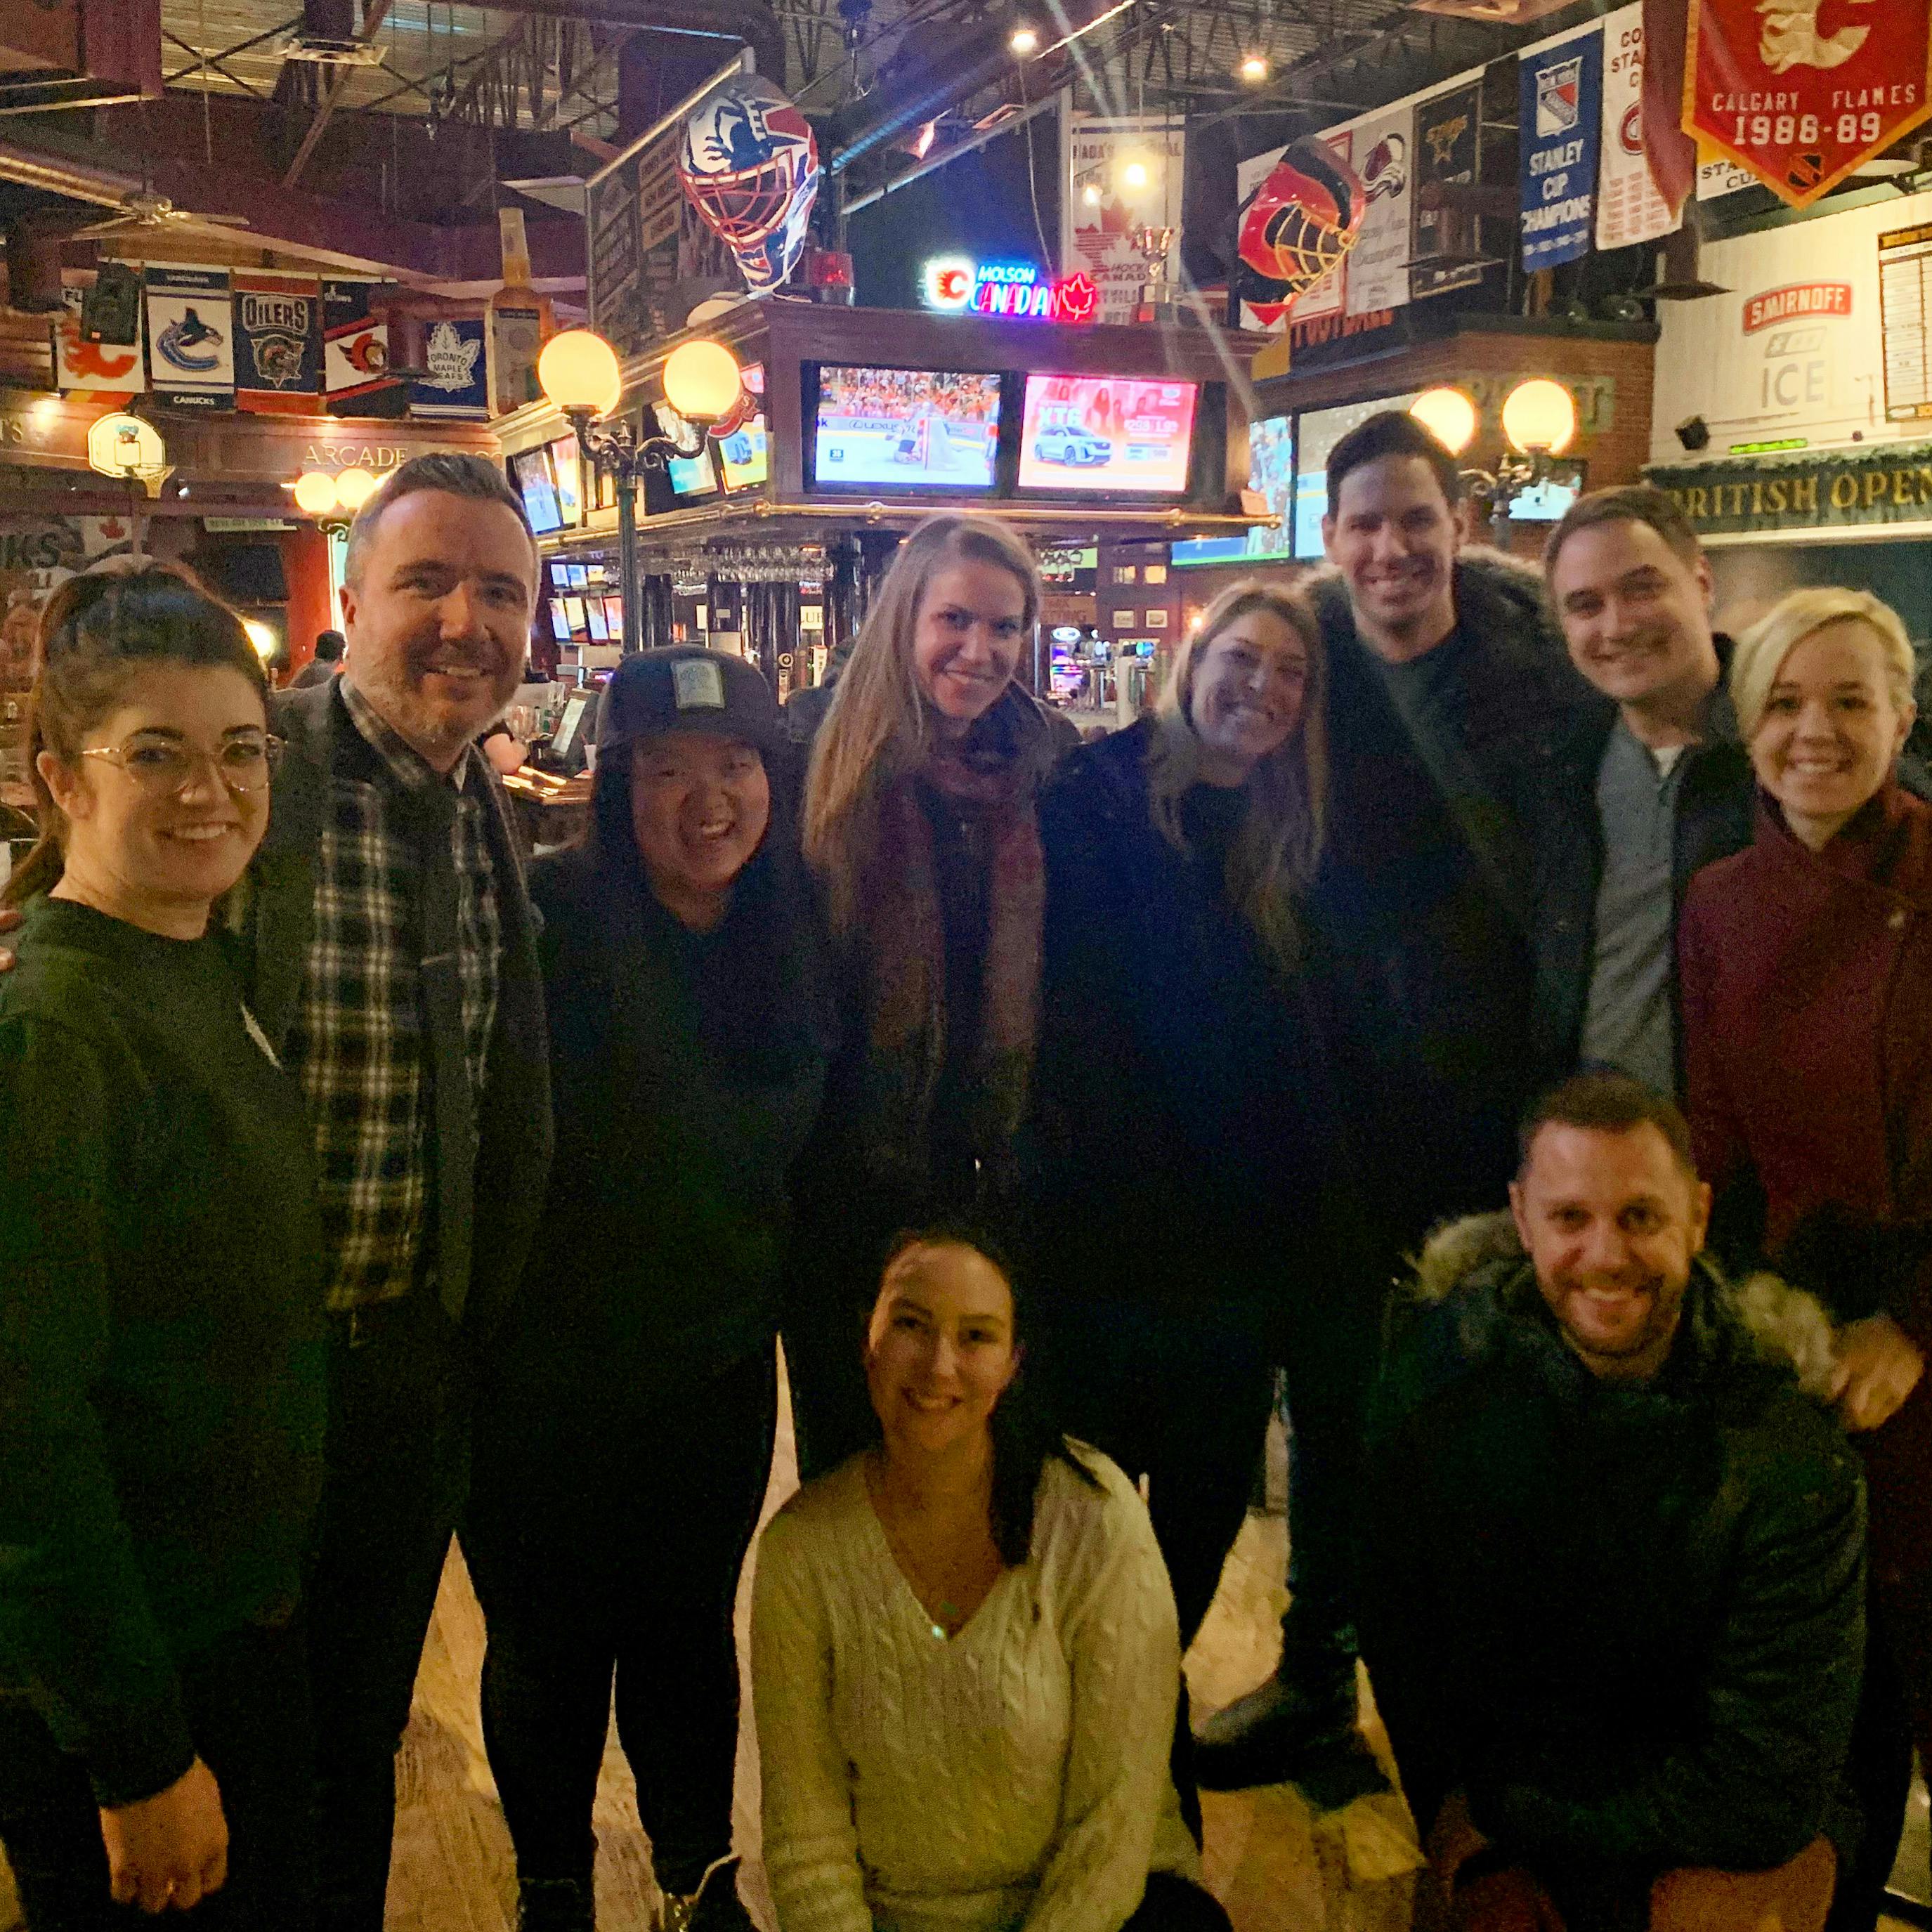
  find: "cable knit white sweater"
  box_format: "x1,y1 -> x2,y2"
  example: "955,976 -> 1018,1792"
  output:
751,1442 -> 1201,1932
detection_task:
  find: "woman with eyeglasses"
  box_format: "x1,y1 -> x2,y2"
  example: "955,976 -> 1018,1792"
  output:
0,565 -> 327,1927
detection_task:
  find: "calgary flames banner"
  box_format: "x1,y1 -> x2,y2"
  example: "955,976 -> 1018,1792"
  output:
1683,0 -> 1932,207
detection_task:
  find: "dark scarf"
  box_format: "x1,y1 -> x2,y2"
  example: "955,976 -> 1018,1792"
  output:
851,686 -> 1052,1192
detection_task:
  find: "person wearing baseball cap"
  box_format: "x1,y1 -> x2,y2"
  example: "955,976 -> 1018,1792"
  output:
465,647 -> 831,1932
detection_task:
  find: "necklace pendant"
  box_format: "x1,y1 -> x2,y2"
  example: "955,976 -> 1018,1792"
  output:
930,1621 -> 947,1641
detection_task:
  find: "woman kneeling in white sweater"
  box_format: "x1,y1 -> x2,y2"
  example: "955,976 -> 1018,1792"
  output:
752,1227 -> 1227,1932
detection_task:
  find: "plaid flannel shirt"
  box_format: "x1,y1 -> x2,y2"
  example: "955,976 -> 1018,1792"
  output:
286,680 -> 503,1312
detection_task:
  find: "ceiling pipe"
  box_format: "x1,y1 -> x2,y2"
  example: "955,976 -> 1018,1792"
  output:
480,0 -> 785,86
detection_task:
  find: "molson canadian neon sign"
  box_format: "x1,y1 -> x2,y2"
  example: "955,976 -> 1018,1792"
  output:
920,255 -> 1099,323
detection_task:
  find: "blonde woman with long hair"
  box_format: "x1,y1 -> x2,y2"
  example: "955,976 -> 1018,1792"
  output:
788,514 -> 1069,1475
1029,579 -> 1367,1780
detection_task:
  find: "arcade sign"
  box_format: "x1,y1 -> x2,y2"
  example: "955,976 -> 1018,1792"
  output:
920,255 -> 1099,324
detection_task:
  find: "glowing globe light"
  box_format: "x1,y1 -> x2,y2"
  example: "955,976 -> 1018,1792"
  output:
332,466 -> 379,511
663,339 -> 743,424
1409,387 -> 1480,457
292,470 -> 340,516
1501,378 -> 1578,456
538,329 -> 623,419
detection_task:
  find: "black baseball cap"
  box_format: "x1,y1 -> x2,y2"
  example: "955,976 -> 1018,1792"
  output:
596,646 -> 782,758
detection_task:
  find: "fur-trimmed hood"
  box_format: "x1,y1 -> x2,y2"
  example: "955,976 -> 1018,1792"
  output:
1411,1210 -> 1844,1405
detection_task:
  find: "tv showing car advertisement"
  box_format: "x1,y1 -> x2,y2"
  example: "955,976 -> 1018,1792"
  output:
1018,375 -> 1198,494
512,449 -> 562,535
813,365 -> 1001,489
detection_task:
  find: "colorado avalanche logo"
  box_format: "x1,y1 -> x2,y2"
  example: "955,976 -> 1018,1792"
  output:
678,75 -> 820,293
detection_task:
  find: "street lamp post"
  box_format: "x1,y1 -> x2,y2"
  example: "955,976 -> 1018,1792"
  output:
536,329 -> 745,657
1408,379 -> 1580,521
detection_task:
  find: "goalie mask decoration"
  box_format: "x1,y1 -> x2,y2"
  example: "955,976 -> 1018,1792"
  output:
679,75 -> 821,294
1233,138 -> 1368,327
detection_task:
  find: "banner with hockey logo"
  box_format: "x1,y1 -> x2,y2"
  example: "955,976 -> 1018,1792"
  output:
144,266 -> 233,412
233,271 -> 320,415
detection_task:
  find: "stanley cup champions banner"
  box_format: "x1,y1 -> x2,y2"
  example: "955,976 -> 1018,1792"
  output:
1519,22 -> 1604,270
1684,0 -> 1932,207
1598,4 -> 1682,247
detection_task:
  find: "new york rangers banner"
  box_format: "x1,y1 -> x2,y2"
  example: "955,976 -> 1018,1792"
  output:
1684,0 -> 1932,207
323,280 -> 405,419
1598,4 -> 1681,249
233,272 -> 321,415
410,317 -> 489,421
144,266 -> 233,412
1520,22 -> 1604,271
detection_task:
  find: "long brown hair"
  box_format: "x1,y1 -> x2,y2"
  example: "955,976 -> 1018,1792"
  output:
802,514 -> 1042,930
1145,577 -> 1326,972
4,562 -> 267,907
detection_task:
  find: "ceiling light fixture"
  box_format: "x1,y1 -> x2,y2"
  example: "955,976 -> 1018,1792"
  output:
1239,53 -> 1269,81
1010,25 -> 1040,54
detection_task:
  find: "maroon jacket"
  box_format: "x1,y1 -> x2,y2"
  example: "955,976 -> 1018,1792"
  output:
1680,783 -> 1932,1575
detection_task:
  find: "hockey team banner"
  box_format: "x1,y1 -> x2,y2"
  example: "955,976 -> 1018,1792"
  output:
1344,104 -> 1414,316
1412,79 -> 1485,299
1061,110 -> 1187,327
233,272 -> 321,415
323,280 -> 405,419
1684,0 -> 1932,208
1598,5 -> 1681,249
1235,134 -> 1350,329
1520,22 -> 1604,271
144,266 -> 233,412
51,287 -> 144,399
410,317 -> 489,421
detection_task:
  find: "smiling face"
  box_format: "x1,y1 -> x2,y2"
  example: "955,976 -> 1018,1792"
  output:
1551,518 -> 1720,728
39,662 -> 270,938
1189,606 -> 1310,783
1749,620 -> 1914,850
339,488 -> 536,772
629,730 -> 771,930
865,1240 -> 1020,1461
1510,1121 -> 1711,1383
911,556 -> 1029,734
1322,454 -> 1465,658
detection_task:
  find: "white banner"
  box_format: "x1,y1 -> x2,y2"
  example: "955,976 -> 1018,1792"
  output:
1062,110 -> 1185,327
1595,5 -> 1678,250
1345,105 -> 1414,316
1698,152 -> 1756,200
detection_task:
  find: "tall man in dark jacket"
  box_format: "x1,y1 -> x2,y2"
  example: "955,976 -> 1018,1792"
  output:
1362,1071 -> 1865,1932
238,455 -> 554,1931
1196,410 -> 1600,1786
1529,487 -> 1747,1094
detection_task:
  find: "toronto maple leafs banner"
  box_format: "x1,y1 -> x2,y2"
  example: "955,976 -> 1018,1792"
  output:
324,280 -> 405,419
1519,22 -> 1604,272
410,317 -> 489,421
233,271 -> 321,416
144,266 -> 233,412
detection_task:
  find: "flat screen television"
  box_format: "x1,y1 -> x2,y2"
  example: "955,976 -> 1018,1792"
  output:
602,595 -> 624,635
1509,461 -> 1587,521
717,363 -> 769,491
562,596 -> 587,637
547,596 -> 572,639
566,563 -> 589,589
551,693 -> 592,766
668,444 -> 719,497
511,449 -> 562,535
550,433 -> 582,526
585,599 -> 609,642
811,365 -> 1002,490
1017,375 -> 1198,495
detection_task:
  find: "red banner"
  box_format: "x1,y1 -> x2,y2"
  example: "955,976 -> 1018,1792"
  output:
1683,0 -> 1932,207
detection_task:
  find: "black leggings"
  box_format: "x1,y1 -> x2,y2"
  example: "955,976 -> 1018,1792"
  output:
0,1617 -> 315,1932
464,1345 -> 777,1898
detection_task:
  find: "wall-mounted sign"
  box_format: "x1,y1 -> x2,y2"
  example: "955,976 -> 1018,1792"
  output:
918,255 -> 1099,323
1648,442 -> 1932,535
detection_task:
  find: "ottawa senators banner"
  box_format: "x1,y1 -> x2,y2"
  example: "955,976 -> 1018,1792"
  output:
1683,0 -> 1932,208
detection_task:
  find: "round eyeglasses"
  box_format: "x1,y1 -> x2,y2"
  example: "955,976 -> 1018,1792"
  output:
79,734 -> 285,798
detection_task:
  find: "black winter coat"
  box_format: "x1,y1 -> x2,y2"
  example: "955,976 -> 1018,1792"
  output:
1362,1216 -> 1865,1907
1031,717 -> 1342,1310
1303,551 -> 1598,1244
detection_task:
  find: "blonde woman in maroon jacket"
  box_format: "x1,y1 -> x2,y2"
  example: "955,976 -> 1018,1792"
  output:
1679,586 -> 1931,1929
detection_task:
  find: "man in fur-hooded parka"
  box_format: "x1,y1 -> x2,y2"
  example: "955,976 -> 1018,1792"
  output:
1360,1074 -> 1865,1932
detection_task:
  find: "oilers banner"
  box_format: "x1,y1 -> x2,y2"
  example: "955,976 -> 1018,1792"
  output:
1685,0 -> 1932,207
1520,22 -> 1605,271
144,266 -> 233,411
233,271 -> 321,415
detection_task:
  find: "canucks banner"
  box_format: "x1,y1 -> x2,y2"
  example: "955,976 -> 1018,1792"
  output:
233,271 -> 321,415
1520,22 -> 1604,271
323,280 -> 405,418
410,317 -> 489,421
144,266 -> 233,411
